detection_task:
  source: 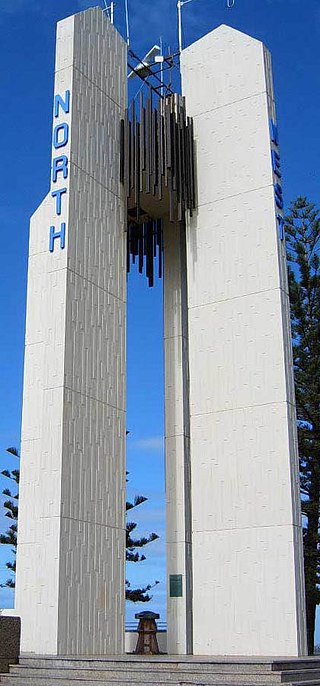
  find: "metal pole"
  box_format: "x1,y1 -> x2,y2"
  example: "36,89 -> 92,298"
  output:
102,0 -> 109,18
125,0 -> 130,45
111,1 -> 114,23
160,36 -> 164,99
177,0 -> 183,54
178,0 -> 235,54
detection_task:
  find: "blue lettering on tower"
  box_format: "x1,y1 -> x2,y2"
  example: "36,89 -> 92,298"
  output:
52,155 -> 68,183
51,188 -> 67,216
270,117 -> 284,241
274,182 -> 284,210
49,90 -> 71,253
270,118 -> 279,146
53,122 -> 69,149
49,223 -> 66,252
276,213 -> 285,241
271,150 -> 281,178
54,90 -> 70,118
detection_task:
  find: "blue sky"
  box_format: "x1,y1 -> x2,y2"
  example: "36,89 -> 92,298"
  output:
0,0 -> 319,637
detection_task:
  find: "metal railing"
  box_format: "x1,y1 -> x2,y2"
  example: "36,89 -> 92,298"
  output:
125,620 -> 167,632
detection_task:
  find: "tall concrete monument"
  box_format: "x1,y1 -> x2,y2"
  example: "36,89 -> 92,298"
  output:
15,6 -> 307,658
16,10 -> 127,656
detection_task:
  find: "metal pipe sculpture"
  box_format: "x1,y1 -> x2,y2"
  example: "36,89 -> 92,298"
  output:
121,90 -> 196,286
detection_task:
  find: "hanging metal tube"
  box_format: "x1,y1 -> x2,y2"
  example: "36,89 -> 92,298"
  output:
121,92 -> 196,285
177,0 -> 183,54
125,0 -> 130,45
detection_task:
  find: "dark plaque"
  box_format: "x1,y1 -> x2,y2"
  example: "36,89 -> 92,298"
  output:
169,574 -> 183,598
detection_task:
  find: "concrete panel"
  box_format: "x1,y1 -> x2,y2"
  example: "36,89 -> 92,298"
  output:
57,517 -> 125,655
164,335 -> 185,438
164,222 -> 192,655
190,403 -> 300,531
194,93 -> 272,207
188,288 -> 289,415
166,434 -> 189,543
167,542 -> 190,655
181,25 -> 268,116
61,388 -> 125,528
180,25 -> 306,655
186,186 -> 281,307
192,526 -> 302,656
15,8 -> 127,655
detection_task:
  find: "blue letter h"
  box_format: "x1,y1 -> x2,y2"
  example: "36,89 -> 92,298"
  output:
49,223 -> 66,252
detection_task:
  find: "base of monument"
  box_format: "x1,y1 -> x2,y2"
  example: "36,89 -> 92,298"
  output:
1,655 -> 320,686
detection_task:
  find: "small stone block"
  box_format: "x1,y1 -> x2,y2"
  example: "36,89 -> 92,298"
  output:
0,616 -> 21,673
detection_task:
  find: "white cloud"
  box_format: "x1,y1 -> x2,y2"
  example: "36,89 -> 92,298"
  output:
132,436 -> 164,453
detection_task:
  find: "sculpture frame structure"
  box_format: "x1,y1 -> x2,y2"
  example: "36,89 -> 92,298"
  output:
15,6 -> 307,658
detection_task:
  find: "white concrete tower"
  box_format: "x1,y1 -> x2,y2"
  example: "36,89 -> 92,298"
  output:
15,9 -> 127,655
167,24 -> 307,656
164,221 -> 193,655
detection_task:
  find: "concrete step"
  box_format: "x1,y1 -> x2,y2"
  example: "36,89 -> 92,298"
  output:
3,658 -> 320,686
17,657 -> 320,673
0,678 -> 177,686
14,659 -> 320,682
273,665 -> 320,673
6,666 -> 285,684
2,678 -> 320,686
0,678 -> 295,686
16,657 -> 286,673
281,673 -> 320,683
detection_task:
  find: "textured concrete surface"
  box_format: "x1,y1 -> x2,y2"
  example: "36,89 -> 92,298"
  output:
15,8 -> 127,656
2,656 -> 320,685
164,222 -> 192,655
14,8 -> 307,661
179,24 -> 306,656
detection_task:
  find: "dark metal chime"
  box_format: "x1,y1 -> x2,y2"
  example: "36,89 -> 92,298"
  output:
127,219 -> 163,288
120,88 -> 196,287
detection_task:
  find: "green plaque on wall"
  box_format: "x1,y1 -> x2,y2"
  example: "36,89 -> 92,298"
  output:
169,574 -> 183,597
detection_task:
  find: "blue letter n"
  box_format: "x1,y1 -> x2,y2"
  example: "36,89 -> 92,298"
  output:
49,223 -> 66,252
54,90 -> 70,118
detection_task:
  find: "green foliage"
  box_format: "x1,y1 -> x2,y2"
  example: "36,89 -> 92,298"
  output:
285,196 -> 320,654
126,485 -> 159,602
0,448 -> 19,589
125,579 -> 159,604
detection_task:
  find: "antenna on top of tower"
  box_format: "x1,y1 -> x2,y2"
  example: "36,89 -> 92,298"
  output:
102,0 -> 115,24
124,0 -> 130,45
177,0 -> 235,54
